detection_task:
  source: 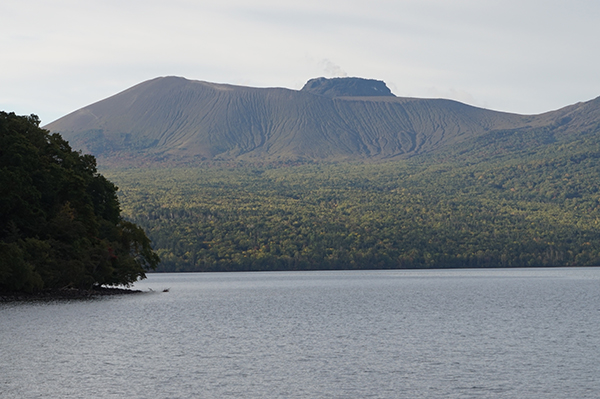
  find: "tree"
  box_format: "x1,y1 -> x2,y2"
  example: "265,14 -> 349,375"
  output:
0,111 -> 159,292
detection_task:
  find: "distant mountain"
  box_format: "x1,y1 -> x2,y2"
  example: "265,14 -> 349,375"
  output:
40,77 -> 600,271
44,76 -> 600,166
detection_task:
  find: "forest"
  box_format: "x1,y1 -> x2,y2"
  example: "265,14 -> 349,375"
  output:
0,112 -> 159,292
104,122 -> 600,272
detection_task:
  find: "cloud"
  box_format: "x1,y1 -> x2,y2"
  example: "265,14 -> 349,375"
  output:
319,59 -> 348,78
2,0 -> 600,122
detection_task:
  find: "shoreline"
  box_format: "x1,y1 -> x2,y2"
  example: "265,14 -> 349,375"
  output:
0,286 -> 142,302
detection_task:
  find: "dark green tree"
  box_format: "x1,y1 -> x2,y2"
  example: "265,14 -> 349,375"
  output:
0,111 -> 159,292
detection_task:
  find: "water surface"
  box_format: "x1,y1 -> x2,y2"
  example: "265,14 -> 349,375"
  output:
2,268 -> 600,398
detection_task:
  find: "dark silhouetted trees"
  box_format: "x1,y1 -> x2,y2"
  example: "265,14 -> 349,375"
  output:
0,112 -> 159,292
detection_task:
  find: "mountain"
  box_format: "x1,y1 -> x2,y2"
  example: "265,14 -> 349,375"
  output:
44,76 -> 600,166
39,76 -> 600,271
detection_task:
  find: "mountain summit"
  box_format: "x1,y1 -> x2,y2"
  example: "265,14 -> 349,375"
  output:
44,76 -> 600,166
300,77 -> 395,97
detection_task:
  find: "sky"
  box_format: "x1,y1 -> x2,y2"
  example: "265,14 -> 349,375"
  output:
2,0 -> 600,125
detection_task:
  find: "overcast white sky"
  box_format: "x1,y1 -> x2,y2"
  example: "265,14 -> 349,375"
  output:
2,0 -> 600,124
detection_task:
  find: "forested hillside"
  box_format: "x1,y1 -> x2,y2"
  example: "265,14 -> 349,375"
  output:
0,112 -> 159,292
104,120 -> 600,272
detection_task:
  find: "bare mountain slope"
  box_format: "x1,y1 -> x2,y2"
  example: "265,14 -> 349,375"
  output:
44,76 -> 599,165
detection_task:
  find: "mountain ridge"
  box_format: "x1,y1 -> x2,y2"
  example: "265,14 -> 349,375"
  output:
44,76 -> 600,166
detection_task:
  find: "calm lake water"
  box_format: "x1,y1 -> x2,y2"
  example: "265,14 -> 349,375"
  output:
2,268 -> 600,398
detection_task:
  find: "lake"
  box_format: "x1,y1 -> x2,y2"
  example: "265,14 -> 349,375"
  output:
2,268 -> 600,398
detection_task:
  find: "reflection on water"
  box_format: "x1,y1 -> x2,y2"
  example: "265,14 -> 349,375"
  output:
2,268 -> 600,398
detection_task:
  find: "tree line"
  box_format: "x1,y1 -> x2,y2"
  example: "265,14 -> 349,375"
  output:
105,124 -> 600,272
